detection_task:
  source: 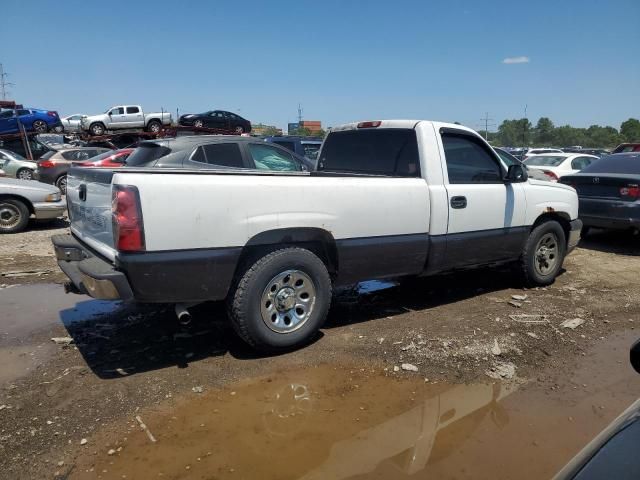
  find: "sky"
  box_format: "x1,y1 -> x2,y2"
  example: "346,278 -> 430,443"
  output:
1,0 -> 639,131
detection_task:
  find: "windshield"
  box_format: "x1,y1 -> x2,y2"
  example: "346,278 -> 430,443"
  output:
523,155 -> 566,167
125,142 -> 172,166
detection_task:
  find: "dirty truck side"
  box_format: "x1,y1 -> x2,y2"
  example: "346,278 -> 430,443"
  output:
53,120 -> 582,351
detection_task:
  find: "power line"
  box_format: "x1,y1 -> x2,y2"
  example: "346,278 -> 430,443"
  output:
0,63 -> 15,100
478,112 -> 495,140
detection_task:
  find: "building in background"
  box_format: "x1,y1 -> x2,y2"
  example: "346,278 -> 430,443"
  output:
288,120 -> 322,135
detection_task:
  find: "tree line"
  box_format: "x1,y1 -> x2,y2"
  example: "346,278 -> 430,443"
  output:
481,117 -> 640,148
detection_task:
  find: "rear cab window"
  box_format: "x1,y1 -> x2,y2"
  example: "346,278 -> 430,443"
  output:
318,128 -> 420,176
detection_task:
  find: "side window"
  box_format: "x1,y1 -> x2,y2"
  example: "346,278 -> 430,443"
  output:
202,143 -> 244,168
571,157 -> 593,170
248,144 -> 300,171
0,111 -> 13,119
126,106 -> 140,114
111,107 -> 124,115
17,109 -> 31,116
442,133 -> 503,184
191,146 -> 206,163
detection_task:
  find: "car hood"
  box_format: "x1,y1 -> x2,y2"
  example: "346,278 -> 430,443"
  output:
528,178 -> 575,191
0,177 -> 60,193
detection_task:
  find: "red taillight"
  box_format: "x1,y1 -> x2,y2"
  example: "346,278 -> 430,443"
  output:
112,185 -> 145,252
620,184 -> 640,199
37,160 -> 56,168
47,111 -> 58,117
357,121 -> 381,128
542,170 -> 559,182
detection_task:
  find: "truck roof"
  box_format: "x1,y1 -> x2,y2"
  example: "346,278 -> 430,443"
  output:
330,120 -> 479,135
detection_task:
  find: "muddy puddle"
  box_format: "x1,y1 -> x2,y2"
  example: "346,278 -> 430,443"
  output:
71,331 -> 639,480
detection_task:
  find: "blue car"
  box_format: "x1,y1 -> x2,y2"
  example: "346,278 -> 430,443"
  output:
0,108 -> 64,134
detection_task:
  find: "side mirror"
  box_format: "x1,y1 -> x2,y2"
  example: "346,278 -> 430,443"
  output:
505,164 -> 528,183
108,111 -> 113,116
632,339 -> 640,374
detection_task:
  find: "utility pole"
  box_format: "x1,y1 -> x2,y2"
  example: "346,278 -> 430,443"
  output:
479,112 -> 495,140
522,104 -> 528,146
0,63 -> 15,100
297,103 -> 303,124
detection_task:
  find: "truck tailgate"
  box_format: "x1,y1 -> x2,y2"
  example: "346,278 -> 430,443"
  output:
67,167 -> 117,261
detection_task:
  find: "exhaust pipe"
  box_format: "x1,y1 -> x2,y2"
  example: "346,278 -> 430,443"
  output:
175,303 -> 198,325
64,281 -> 82,295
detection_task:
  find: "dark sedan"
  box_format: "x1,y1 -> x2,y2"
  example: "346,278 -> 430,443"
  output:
178,110 -> 251,134
560,153 -> 640,234
123,135 -> 307,172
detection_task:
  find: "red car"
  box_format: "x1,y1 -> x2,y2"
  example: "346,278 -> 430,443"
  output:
75,148 -> 134,168
612,143 -> 640,153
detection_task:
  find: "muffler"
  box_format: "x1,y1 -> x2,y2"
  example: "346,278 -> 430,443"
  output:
175,303 -> 198,325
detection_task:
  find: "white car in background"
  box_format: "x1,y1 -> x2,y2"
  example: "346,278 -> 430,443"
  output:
523,153 -> 599,182
522,148 -> 564,161
61,114 -> 84,132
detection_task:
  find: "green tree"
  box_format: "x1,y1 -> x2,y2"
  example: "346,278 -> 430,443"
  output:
534,117 -> 555,145
497,118 -> 532,146
620,118 -> 640,142
585,125 -> 622,147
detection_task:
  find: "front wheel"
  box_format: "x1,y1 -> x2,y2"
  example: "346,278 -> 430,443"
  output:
147,120 -> 161,133
17,168 -> 34,180
519,220 -> 566,286
0,199 -> 30,233
193,119 -> 204,128
228,248 -> 332,352
234,125 -> 244,134
33,120 -> 48,133
89,123 -> 105,136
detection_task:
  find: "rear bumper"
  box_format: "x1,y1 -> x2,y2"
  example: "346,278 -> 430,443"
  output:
33,200 -> 66,219
579,198 -> 640,230
567,219 -> 582,253
52,234 -> 134,300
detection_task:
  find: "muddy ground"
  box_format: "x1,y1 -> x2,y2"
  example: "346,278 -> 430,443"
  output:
0,226 -> 639,479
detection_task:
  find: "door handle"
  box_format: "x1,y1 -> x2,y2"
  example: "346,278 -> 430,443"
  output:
450,196 -> 467,209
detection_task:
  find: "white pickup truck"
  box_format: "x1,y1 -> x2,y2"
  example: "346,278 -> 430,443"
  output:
53,120 -> 582,351
80,105 -> 172,136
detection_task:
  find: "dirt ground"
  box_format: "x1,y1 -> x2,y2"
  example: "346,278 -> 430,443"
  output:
0,225 -> 639,479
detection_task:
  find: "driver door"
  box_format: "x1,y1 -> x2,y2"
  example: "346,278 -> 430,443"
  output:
108,107 -> 126,128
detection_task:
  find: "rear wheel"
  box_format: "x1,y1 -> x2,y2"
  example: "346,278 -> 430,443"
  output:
193,119 -> 204,128
228,248 -> 332,352
17,168 -> 34,180
33,120 -> 48,133
234,125 -> 244,134
0,199 -> 30,233
147,120 -> 161,133
55,175 -> 67,195
519,220 -> 566,286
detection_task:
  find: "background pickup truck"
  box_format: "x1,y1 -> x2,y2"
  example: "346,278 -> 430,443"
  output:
80,105 -> 172,136
53,120 -> 582,351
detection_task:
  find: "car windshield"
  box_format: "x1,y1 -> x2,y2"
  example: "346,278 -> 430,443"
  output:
523,155 -> 566,166
580,154 -> 640,174
125,142 -> 172,166
4,150 -> 26,160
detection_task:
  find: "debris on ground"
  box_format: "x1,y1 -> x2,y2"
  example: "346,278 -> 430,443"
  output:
526,332 -> 539,339
80,439 -> 87,445
192,386 -> 204,393
485,362 -> 516,380
107,449 -> 116,456
393,366 -> 400,372
491,339 -> 502,356
509,314 -> 548,324
511,294 -> 528,301
508,300 -> 523,308
401,363 -> 419,372
135,415 -> 157,443
560,318 -> 586,330
50,337 -> 74,345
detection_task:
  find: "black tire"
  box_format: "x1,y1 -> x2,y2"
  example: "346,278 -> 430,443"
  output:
89,123 -> 105,136
147,120 -> 161,133
16,168 -> 34,181
519,220 -> 566,286
53,125 -> 64,133
234,125 -> 244,134
55,175 -> 67,195
228,248 -> 332,352
193,119 -> 204,128
32,120 -> 48,133
0,198 -> 30,234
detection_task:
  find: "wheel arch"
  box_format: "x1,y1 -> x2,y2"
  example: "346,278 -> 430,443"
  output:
532,212 -> 571,245
234,227 -> 338,281
0,194 -> 34,215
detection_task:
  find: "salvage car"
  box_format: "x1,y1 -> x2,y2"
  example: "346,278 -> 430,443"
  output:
560,153 -> 640,235
53,119 -> 581,352
123,136 -> 307,171
74,148 -> 134,168
523,153 -> 599,181
0,148 -> 37,180
0,178 -> 64,233
80,105 -> 172,136
61,114 -> 84,132
178,110 -> 251,134
0,132 -> 57,160
35,147 -> 111,193
0,108 -> 63,134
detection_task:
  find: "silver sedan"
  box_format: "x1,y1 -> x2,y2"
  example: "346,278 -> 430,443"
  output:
0,148 -> 38,180
0,178 -> 65,233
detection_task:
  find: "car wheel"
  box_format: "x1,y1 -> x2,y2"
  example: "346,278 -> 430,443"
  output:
235,125 -> 244,134
56,175 -> 68,195
147,120 -> 161,134
33,120 -> 48,133
519,220 -> 566,286
0,199 -> 30,234
90,123 -> 105,136
228,248 -> 332,352
53,125 -> 64,133
193,119 -> 204,128
17,168 -> 34,181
